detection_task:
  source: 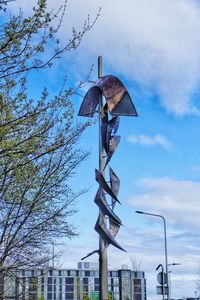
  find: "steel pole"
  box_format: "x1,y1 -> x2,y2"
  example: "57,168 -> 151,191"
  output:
161,215 -> 169,300
136,211 -> 169,300
98,56 -> 108,300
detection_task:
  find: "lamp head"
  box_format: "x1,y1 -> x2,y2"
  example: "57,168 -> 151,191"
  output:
156,264 -> 163,271
135,210 -> 144,214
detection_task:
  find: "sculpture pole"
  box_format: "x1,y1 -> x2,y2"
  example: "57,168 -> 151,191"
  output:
98,56 -> 108,300
78,56 -> 138,300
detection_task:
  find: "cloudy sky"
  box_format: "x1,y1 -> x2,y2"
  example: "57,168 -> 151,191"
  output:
8,0 -> 200,299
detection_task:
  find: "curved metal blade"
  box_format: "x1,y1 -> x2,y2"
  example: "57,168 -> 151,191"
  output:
109,167 -> 120,209
81,249 -> 99,261
95,169 -> 120,204
108,116 -> 120,137
105,116 -> 120,152
94,188 -> 121,225
95,214 -> 126,252
109,219 -> 120,238
97,75 -> 125,112
105,136 -> 121,168
96,75 -> 138,116
78,86 -> 101,117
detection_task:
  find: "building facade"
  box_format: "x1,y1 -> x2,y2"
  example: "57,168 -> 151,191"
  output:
1,263 -> 147,300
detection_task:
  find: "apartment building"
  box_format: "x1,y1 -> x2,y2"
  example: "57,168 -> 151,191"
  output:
1,262 -> 147,300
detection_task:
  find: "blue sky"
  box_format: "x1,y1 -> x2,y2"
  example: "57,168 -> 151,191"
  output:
8,0 -> 200,299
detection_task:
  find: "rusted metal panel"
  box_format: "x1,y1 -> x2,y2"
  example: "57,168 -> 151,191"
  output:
97,75 -> 125,112
97,75 -> 138,116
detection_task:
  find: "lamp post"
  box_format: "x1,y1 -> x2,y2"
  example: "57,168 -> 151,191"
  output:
135,210 -> 169,300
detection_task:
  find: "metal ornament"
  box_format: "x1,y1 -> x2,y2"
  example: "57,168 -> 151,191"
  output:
78,56 -> 138,300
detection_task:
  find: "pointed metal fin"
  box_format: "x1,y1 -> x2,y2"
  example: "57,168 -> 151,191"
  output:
94,188 -> 121,225
95,169 -> 120,204
112,91 -> 138,116
95,215 -> 126,252
81,249 -> 99,261
104,136 -> 121,168
109,167 -> 120,209
104,116 -> 120,153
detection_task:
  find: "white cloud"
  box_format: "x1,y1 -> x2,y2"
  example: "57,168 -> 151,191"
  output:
125,176 -> 200,297
129,177 -> 200,229
60,0 -> 200,116
8,0 -> 200,116
128,133 -> 172,150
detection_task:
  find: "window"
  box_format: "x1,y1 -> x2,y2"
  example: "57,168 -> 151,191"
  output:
85,271 -> 90,277
135,295 -> 142,300
48,277 -> 53,284
112,271 -> 118,277
83,286 -> 88,293
48,285 -> 52,292
94,278 -> 99,285
59,270 -> 62,276
83,277 -> 88,284
47,293 -> 52,300
134,279 -> 141,285
65,277 -> 74,284
66,285 -> 74,292
65,293 -> 74,299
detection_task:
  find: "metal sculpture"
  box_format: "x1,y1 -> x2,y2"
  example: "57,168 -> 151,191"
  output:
78,56 -> 138,300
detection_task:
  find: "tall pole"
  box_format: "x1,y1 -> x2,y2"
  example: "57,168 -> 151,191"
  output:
162,215 -> 169,300
135,211 -> 169,300
98,56 -> 108,300
78,56 -> 138,300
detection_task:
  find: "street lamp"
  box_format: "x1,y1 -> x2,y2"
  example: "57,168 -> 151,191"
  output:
135,210 -> 169,300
